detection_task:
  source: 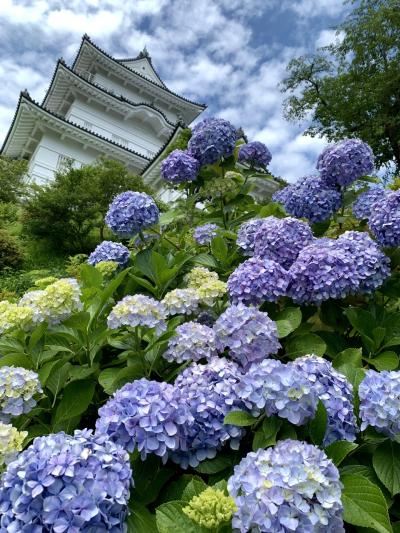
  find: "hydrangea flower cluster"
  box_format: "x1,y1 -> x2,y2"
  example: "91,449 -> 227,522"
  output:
352,186 -> 390,220
0,422 -> 27,467
188,118 -> 237,165
254,216 -> 314,269
88,240 -> 130,267
183,487 -> 237,529
160,149 -> 200,184
0,429 -> 131,532
105,191 -> 159,238
19,278 -> 83,326
186,267 -> 227,304
317,139 -> 374,187
228,441 -> 344,533
95,260 -> 119,277
173,357 -> 245,468
359,370 -> 400,438
162,288 -> 200,316
96,379 -> 193,462
163,321 -> 216,363
292,355 -> 357,445
238,359 -> 317,425
274,175 -> 342,223
193,223 -> 219,245
214,304 -> 280,369
237,141 -> 272,168
236,218 -> 266,256
107,294 -> 167,333
0,366 -> 42,422
368,190 -> 400,247
227,257 -> 289,305
0,301 -> 34,335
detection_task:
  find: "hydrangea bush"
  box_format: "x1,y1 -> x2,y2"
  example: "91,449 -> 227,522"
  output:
0,117 -> 399,532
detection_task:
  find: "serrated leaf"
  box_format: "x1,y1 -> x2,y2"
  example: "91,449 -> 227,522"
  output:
210,236 -> 228,262
54,379 -> 95,423
156,501 -> 206,533
194,455 -> 232,474
275,307 -> 302,338
285,333 -> 326,358
0,352 -> 32,369
325,441 -> 358,466
309,400 -> 327,445
369,351 -> 399,371
373,440 -> 400,496
333,348 -> 363,369
46,362 -> 71,398
181,478 -> 207,502
223,410 -> 257,426
127,503 -> 157,533
253,416 -> 282,451
337,364 -> 366,415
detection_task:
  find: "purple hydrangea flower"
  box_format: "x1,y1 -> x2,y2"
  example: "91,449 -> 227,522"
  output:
0,366 -> 42,422
352,186 -> 390,220
88,240 -> 130,267
359,370 -> 400,438
228,441 -> 344,533
172,357 -> 245,468
160,149 -> 200,184
254,216 -> 314,269
188,118 -> 237,165
275,175 -> 342,223
96,379 -> 193,463
227,257 -> 289,305
272,186 -> 292,205
163,321 -> 216,363
369,190 -> 400,246
238,359 -> 317,425
236,218 -> 266,256
237,141 -> 272,168
0,430 -> 131,532
317,139 -> 375,187
213,303 -> 280,369
292,355 -> 358,446
194,223 -> 219,245
105,191 -> 159,238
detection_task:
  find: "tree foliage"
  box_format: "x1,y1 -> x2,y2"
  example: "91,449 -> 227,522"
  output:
0,156 -> 28,203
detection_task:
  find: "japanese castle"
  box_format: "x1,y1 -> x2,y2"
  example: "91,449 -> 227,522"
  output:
0,34 -> 206,188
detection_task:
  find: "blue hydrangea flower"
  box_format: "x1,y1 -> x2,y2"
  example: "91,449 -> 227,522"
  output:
275,175 -> 342,223
172,357 -> 245,468
88,240 -> 130,267
228,441 -> 344,533
188,118 -> 237,165
96,379 -> 193,463
359,370 -> 400,438
238,359 -> 317,425
0,429 -> 131,532
227,257 -> 289,305
317,139 -> 374,187
292,355 -> 358,446
163,321 -> 216,363
194,223 -> 219,245
105,191 -> 159,238
237,141 -> 272,168
369,190 -> 400,247
213,304 -> 280,369
236,219 -> 266,256
0,366 -> 42,422
352,186 -> 390,220
253,216 -> 314,269
107,294 -> 167,333
272,186 -> 292,205
160,149 -> 200,184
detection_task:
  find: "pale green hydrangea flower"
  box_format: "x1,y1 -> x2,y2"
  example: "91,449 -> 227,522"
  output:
183,487 -> 237,529
0,301 -> 34,334
0,421 -> 27,467
34,276 -> 59,289
95,260 -> 119,277
162,288 -> 200,316
187,267 -> 227,305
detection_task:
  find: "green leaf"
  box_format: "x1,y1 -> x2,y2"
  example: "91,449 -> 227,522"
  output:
98,368 -> 120,394
275,307 -> 302,338
156,501 -> 206,533
0,353 -> 32,369
369,351 -> 399,371
194,455 -> 232,474
344,308 -> 376,351
325,441 -> 358,466
285,333 -> 326,358
46,362 -> 71,398
54,379 -> 95,423
131,455 -> 175,505
127,503 -> 157,533
62,311 -> 90,330
181,478 -> 208,502
373,440 -> 400,496
333,348 -> 363,369
80,264 -> 103,288
159,209 -> 185,226
192,253 -> 218,269
253,416 -> 282,452
210,236 -> 228,262
258,202 -> 286,218
223,410 -> 257,426
337,364 -> 366,415
309,400 -> 328,445
39,359 -> 66,386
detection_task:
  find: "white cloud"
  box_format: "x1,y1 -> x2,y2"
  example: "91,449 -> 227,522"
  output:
315,28 -> 345,48
283,0 -> 347,18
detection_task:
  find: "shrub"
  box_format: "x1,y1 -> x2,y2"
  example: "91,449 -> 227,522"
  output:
0,230 -> 23,270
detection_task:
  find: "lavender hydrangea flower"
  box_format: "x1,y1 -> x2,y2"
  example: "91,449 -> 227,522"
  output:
107,294 -> 167,333
236,218 -> 266,256
105,191 -> 159,238
352,186 -> 390,220
227,257 -> 289,305
292,355 -> 357,445
317,139 -> 374,187
162,288 -> 200,316
88,240 -> 130,267
96,379 -> 193,462
237,141 -> 272,168
369,190 -> 400,246
359,370 -> 400,438
160,149 -> 200,184
238,359 -> 317,425
0,429 -> 131,532
253,216 -> 314,269
163,322 -> 216,363
194,223 -> 219,245
228,441 -> 344,533
172,357 -> 245,468
0,366 -> 42,422
213,304 -> 280,369
188,118 -> 237,165
272,186 -> 292,205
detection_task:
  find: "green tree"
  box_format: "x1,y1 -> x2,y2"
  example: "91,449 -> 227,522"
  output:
0,157 -> 28,203
22,158 -> 156,253
281,0 -> 400,172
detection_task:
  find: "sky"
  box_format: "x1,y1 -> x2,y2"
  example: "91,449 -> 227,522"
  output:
0,0 -> 351,182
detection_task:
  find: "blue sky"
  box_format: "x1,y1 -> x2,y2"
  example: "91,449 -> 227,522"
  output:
0,0 -> 350,182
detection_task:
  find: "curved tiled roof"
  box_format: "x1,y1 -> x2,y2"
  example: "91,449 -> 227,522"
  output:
140,122 -> 183,175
